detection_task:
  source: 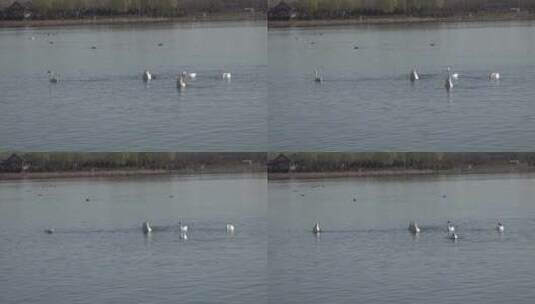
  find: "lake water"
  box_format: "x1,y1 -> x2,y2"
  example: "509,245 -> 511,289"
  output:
268,21 -> 535,151
268,173 -> 535,303
0,174 -> 267,303
0,21 -> 267,151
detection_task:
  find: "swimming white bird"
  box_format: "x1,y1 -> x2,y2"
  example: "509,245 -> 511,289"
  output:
226,224 -> 235,233
447,221 -> 455,233
44,228 -> 55,234
142,221 -> 152,234
222,72 -> 232,80
445,68 -> 454,91
142,70 -> 152,82
408,221 -> 421,234
449,232 -> 458,240
489,72 -> 500,81
47,70 -> 59,83
313,69 -> 323,83
177,74 -> 187,89
312,222 -> 321,234
447,67 -> 459,80
445,76 -> 454,91
496,221 -> 504,232
187,72 -> 197,79
179,220 -> 189,233
410,69 -> 419,82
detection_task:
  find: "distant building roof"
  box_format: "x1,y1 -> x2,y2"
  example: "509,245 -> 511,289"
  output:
0,153 -> 27,173
0,0 -> 31,10
268,1 -> 294,21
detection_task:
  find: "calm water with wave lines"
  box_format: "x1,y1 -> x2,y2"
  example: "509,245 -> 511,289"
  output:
268,21 -> 535,151
0,22 -> 267,151
268,173 -> 535,303
0,174 -> 267,304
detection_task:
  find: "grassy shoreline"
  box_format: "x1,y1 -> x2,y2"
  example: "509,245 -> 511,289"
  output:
3,166 -> 531,181
0,166 -> 266,181
268,166 -> 535,180
0,14 -> 265,28
268,13 -> 535,28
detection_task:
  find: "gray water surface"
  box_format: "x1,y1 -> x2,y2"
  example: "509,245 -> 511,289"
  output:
268,21 -> 535,151
0,21 -> 267,151
0,174 -> 267,304
268,173 -> 535,303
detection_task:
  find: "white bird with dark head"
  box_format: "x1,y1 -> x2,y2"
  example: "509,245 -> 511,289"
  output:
496,221 -> 504,232
314,69 -> 323,83
312,222 -> 321,234
410,69 -> 419,82
408,221 -> 421,234
177,73 -> 187,89
447,221 -> 455,233
445,68 -> 454,91
489,72 -> 500,81
179,219 -> 189,233
142,221 -> 152,234
142,70 -> 152,82
47,70 -> 59,83
447,67 -> 459,80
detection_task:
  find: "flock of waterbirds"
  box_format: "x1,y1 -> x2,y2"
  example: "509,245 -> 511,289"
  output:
30,33 -> 233,89
45,219 -> 236,240
312,220 -> 506,241
47,69 -> 232,90
314,66 -> 501,91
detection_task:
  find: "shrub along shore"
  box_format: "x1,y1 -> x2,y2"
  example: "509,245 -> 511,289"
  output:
0,12 -> 265,28
267,152 -> 535,180
268,12 -> 535,28
267,0 -> 535,27
2,153 -> 535,180
0,152 -> 266,180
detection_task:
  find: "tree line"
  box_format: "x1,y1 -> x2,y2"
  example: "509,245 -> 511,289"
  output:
269,152 -> 535,172
275,0 -> 535,18
0,152 -> 265,172
3,0 -> 265,19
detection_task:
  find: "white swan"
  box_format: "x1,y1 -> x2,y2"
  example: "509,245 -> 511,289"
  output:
447,67 -> 459,80
313,222 -> 321,234
314,69 -> 323,83
226,224 -> 235,233
489,72 -> 500,81
445,76 -> 454,91
447,221 -> 455,233
408,221 -> 421,234
142,221 -> 152,234
449,232 -> 458,240
177,73 -> 187,89
445,68 -> 454,91
142,70 -> 152,82
410,69 -> 419,82
179,220 -> 189,233
496,221 -> 504,232
47,71 -> 59,83
222,72 -> 232,80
